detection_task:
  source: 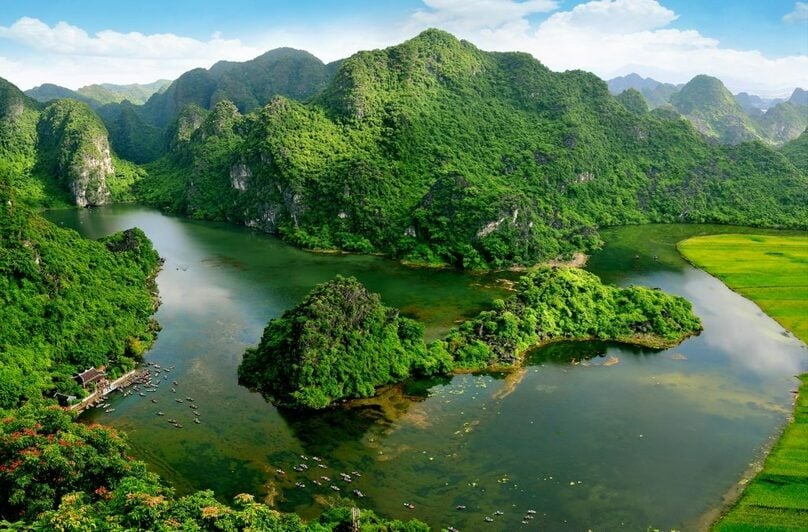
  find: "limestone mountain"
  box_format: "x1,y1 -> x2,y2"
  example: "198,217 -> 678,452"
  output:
1,76 -> 140,207
25,83 -> 98,107
138,30 -> 807,269
76,79 -> 172,105
734,92 -> 784,114
607,73 -> 681,108
669,75 -> 762,144
98,48 -> 339,163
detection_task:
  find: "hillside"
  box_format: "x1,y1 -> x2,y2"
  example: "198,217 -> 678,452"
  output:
2,77 -> 147,207
138,30 -> 808,270
781,129 -> 808,172
669,75 -> 762,144
25,83 -> 98,107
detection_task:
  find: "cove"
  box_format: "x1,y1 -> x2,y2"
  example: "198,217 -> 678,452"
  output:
46,206 -> 808,531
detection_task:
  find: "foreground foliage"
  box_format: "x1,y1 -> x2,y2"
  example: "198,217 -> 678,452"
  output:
240,268 -> 701,408
0,178 -> 160,408
0,404 -> 428,531
678,234 -> 808,531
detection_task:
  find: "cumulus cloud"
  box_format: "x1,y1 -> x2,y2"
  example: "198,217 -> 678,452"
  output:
409,0 -> 558,31
402,0 -> 806,97
0,1 -> 805,97
783,2 -> 808,23
0,17 -> 265,89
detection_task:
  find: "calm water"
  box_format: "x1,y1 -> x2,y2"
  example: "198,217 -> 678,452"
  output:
46,207 -> 808,531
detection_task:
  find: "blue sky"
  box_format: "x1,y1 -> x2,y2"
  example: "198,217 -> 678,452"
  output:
1,0 -> 806,96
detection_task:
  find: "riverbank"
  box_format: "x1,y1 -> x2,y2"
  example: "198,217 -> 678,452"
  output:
678,234 -> 808,530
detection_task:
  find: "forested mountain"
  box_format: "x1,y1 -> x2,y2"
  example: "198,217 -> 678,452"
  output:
138,29 -> 808,269
97,48 -> 339,162
2,77 -> 144,207
609,73 -> 806,145
669,75 -> 762,144
76,79 -> 171,105
607,73 -> 681,108
25,83 -> 98,107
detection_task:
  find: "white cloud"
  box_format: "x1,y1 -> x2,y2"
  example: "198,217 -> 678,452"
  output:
401,0 -> 807,97
409,0 -> 558,31
783,2 -> 808,23
0,17 -> 257,59
0,17 -> 263,90
0,1 -> 805,97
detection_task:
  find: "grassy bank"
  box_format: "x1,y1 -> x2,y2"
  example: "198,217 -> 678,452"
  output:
678,234 -> 808,530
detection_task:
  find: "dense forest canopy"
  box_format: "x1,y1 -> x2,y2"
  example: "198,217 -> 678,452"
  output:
240,269 -> 701,409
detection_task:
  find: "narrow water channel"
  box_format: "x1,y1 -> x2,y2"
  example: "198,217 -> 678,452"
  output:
46,207 -> 808,530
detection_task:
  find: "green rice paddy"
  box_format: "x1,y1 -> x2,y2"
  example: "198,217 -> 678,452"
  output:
678,234 -> 808,530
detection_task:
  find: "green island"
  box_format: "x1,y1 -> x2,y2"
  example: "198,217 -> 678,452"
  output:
240,268 -> 702,409
678,234 -> 808,530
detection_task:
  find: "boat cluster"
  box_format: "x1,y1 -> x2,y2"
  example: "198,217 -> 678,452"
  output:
276,455 -> 366,498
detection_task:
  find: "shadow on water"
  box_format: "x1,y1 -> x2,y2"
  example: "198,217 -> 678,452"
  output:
525,340 -> 662,366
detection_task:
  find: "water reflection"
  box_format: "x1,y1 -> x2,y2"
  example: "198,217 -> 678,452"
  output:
45,207 -> 808,531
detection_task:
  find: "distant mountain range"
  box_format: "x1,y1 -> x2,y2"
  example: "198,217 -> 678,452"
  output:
25,79 -> 171,107
608,73 -> 806,145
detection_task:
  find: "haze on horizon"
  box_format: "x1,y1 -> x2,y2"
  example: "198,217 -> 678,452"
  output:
0,0 -> 806,97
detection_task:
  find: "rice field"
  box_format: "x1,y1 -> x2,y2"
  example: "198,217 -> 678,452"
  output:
678,234 -> 808,530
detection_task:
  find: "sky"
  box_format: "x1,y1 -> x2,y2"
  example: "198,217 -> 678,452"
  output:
0,0 -> 806,97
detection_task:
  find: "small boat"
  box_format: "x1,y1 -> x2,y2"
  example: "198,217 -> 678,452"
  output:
104,408 -> 115,413
295,482 -> 306,488
186,397 -> 194,402
312,479 -> 322,486
193,418 -> 201,424
189,404 -> 198,410
330,485 -> 340,492
353,489 -> 365,498
321,476 -> 330,482
526,510 -> 537,515
456,505 -> 466,510
404,503 -> 415,509
167,419 -> 176,423
175,399 -> 183,403
351,471 -> 361,477
484,516 -> 494,522
174,424 -> 183,429
138,393 -> 145,397
276,469 -> 286,476
312,456 -> 321,462
494,510 -> 504,516
151,399 -> 158,404
173,381 -> 178,385
156,412 -> 165,416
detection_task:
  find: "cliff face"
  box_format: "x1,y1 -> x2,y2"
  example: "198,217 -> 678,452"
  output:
37,99 -> 115,206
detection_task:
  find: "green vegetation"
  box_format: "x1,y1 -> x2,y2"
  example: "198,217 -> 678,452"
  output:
241,268 -> 700,408
0,178 -> 160,408
781,129 -> 808,173
2,76 -> 140,208
0,404 -> 428,531
438,266 -> 701,368
239,276 -> 442,409
139,30 -> 808,270
669,75 -> 763,144
677,234 -> 808,530
76,79 -> 172,106
98,48 -> 337,163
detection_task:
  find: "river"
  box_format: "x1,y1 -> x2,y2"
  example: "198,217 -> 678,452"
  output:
46,206 -> 808,531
